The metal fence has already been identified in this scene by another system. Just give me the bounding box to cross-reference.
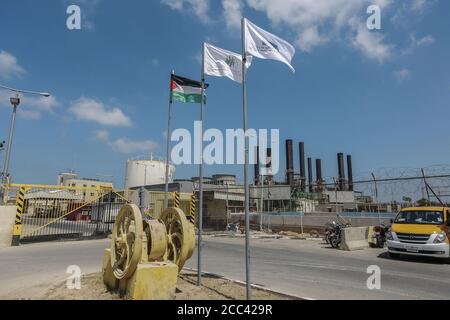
[5,184,129,243]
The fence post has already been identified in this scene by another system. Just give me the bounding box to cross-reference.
[173,192,180,208]
[11,187,28,246]
[139,187,145,214]
[300,212,304,234]
[189,192,196,225]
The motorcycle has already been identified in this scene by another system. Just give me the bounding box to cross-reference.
[329,221,345,248]
[324,222,335,244]
[325,215,351,249]
[371,224,390,248]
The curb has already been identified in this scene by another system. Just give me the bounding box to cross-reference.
[183,267,315,300]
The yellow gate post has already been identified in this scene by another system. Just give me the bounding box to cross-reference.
[189,193,196,225]
[11,187,28,246]
[173,192,180,208]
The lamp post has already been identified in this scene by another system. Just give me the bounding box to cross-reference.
[0,84,51,203]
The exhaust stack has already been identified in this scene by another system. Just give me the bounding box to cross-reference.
[285,140,294,186]
[316,159,323,183]
[337,153,346,191]
[299,142,306,192]
[347,155,353,191]
[254,146,260,185]
[307,157,313,193]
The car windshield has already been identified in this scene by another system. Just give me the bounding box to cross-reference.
[394,210,444,225]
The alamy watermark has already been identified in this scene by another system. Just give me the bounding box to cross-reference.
[66,265,81,290]
[366,265,381,290]
[367,5,382,30]
[171,121,280,175]
[66,5,81,30]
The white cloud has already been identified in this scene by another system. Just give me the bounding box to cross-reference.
[245,0,394,59]
[94,129,110,142]
[20,109,42,120]
[150,58,160,67]
[415,34,435,47]
[161,0,210,22]
[402,33,435,55]
[350,19,393,63]
[93,129,158,155]
[162,0,434,63]
[0,51,25,80]
[411,0,427,13]
[222,0,243,30]
[69,97,132,127]
[295,26,328,53]
[110,138,158,154]
[392,68,411,83]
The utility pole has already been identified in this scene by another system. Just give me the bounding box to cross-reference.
[421,168,431,205]
[333,177,338,213]
[0,85,51,204]
[371,173,381,225]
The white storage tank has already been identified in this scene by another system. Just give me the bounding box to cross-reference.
[124,158,175,189]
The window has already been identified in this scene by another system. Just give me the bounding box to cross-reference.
[395,210,444,225]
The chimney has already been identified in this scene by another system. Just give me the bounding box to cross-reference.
[347,155,354,191]
[266,148,273,184]
[316,159,323,183]
[337,153,346,191]
[299,142,306,192]
[254,146,260,185]
[285,140,294,186]
[307,157,313,193]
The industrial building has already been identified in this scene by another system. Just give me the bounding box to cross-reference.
[57,171,113,202]
[121,140,390,231]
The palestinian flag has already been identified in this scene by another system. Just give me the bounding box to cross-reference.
[170,74,209,104]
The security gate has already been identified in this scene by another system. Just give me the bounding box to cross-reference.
[7,185,129,243]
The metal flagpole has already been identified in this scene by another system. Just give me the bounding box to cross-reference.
[197,43,205,286]
[164,70,175,210]
[241,16,252,300]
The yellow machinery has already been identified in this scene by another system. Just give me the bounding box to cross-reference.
[102,204,195,300]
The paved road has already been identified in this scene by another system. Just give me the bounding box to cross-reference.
[187,237,450,299]
[1,236,449,299]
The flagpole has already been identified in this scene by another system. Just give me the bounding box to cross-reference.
[197,43,205,286]
[241,16,252,301]
[164,70,175,210]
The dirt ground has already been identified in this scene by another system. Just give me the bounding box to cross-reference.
[41,271,290,300]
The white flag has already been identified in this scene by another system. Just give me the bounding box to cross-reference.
[203,43,252,84]
[244,19,295,73]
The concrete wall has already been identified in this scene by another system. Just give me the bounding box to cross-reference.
[230,213,392,234]
[0,206,16,248]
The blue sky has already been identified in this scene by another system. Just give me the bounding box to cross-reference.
[0,0,449,188]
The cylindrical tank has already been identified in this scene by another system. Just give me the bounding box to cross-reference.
[124,160,175,189]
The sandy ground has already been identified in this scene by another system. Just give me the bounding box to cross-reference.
[41,271,290,300]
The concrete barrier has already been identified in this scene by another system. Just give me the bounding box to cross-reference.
[340,227,369,251]
[0,206,16,248]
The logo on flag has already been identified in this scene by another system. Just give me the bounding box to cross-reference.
[225,55,237,68]
[244,18,296,72]
[203,43,252,83]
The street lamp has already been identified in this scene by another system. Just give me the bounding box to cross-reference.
[0,84,51,202]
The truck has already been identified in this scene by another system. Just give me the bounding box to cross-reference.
[387,206,450,261]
